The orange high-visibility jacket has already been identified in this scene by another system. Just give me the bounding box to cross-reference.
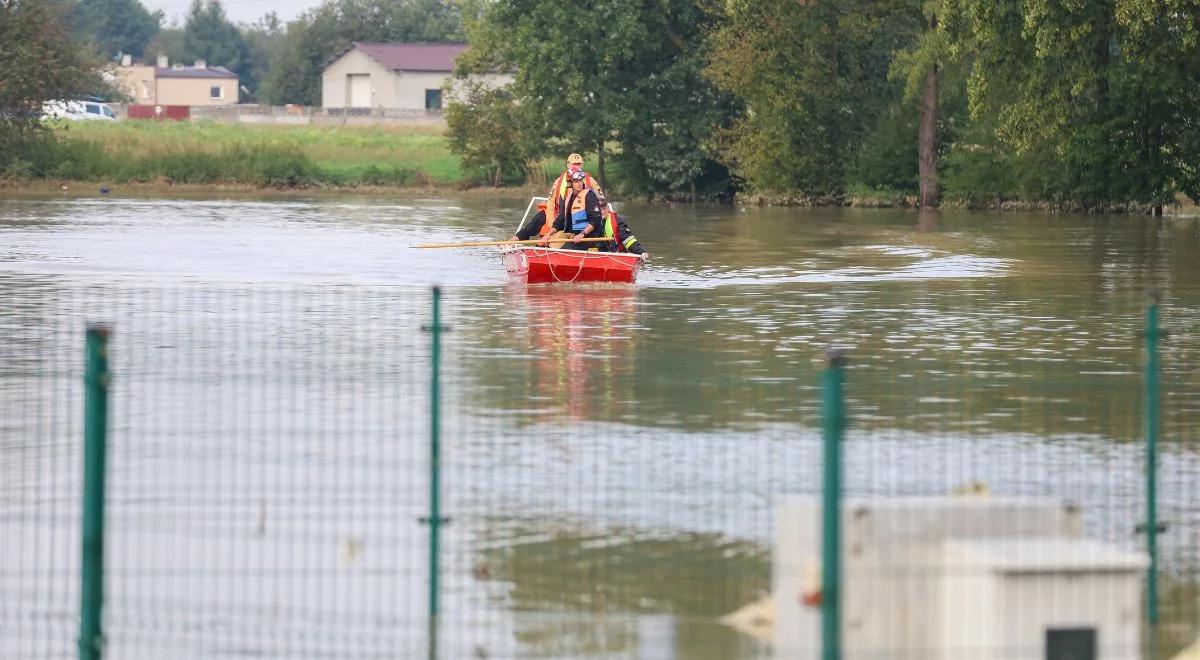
[541,171,608,236]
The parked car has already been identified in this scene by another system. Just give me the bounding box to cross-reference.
[42,100,117,121]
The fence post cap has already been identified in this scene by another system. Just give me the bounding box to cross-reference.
[86,323,112,339]
[825,348,848,367]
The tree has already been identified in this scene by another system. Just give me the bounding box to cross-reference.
[890,0,969,207]
[461,0,735,197]
[1108,0,1200,210]
[142,25,187,64]
[182,0,250,76]
[241,12,285,101]
[262,0,463,106]
[444,80,536,186]
[707,0,921,196]
[955,0,1200,209]
[74,0,162,59]
[0,0,104,171]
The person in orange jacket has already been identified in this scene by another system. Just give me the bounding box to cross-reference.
[511,153,607,241]
[511,153,647,255]
[542,170,605,250]
[523,153,609,238]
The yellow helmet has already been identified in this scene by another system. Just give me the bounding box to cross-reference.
[566,153,584,165]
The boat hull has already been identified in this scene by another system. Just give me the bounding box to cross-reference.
[501,247,646,284]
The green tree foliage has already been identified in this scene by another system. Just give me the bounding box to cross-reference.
[143,25,186,64]
[878,0,973,205]
[240,12,285,101]
[955,0,1200,207]
[261,0,462,106]
[848,103,920,193]
[0,0,104,174]
[73,0,162,59]
[707,0,922,196]
[460,0,734,198]
[444,80,535,186]
[182,0,250,76]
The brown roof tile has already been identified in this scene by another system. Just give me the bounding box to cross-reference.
[350,42,467,72]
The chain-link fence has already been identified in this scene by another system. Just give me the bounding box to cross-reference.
[1,284,1197,659]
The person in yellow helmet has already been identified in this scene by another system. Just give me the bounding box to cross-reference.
[546,153,607,231]
[540,170,604,250]
[511,152,608,241]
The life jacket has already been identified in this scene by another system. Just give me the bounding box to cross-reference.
[539,174,569,236]
[602,210,639,252]
[543,170,604,235]
[603,210,623,251]
[565,188,594,232]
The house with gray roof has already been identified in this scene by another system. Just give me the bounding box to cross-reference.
[320,42,511,110]
[115,55,240,107]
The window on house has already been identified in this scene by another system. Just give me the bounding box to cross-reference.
[425,89,442,110]
[210,86,222,99]
[142,81,151,99]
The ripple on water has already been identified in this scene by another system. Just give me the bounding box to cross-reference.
[641,252,1013,288]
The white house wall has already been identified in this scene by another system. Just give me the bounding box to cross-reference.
[320,50,394,108]
[388,71,452,109]
[322,48,513,110]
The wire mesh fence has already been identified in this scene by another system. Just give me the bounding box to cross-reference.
[1,283,1197,659]
[2,286,433,658]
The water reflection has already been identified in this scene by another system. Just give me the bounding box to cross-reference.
[473,521,768,659]
[460,286,642,425]
[512,286,639,423]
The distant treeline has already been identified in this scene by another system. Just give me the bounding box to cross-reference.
[448,0,1200,210]
[17,0,1200,208]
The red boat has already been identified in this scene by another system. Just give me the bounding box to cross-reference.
[501,246,647,284]
[501,196,647,284]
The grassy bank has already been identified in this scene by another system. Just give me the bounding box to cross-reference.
[4,121,1185,214]
[6,121,466,188]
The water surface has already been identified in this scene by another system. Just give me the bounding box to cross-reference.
[1,193,1198,658]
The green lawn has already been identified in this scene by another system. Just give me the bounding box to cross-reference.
[33,120,466,187]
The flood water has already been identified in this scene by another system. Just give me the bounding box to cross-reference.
[1,193,1199,659]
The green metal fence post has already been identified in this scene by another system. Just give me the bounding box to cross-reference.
[423,286,446,660]
[80,324,110,660]
[821,349,847,660]
[1144,293,1161,634]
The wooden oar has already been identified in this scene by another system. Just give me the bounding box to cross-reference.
[415,237,613,249]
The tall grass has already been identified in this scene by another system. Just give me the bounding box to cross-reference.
[27,121,467,187]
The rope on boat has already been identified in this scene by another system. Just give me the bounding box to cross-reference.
[550,253,587,283]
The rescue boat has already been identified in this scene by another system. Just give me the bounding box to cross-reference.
[501,196,648,285]
[501,246,646,284]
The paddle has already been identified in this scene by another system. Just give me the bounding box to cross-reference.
[415,237,614,249]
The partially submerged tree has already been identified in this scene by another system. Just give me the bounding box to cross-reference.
[461,0,733,197]
[953,0,1200,210]
[707,0,920,197]
[890,0,967,208]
